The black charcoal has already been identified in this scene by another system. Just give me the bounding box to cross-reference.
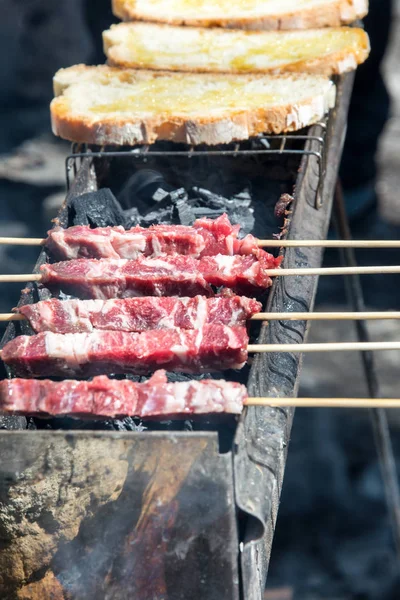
[175,195,195,226]
[153,188,171,203]
[69,189,125,228]
[229,206,255,235]
[122,207,142,226]
[188,207,224,219]
[118,169,173,213]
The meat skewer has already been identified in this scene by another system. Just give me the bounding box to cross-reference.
[0,370,246,419]
[38,254,280,298]
[0,211,399,256]
[7,296,262,334]
[2,234,400,251]
[2,330,400,379]
[2,264,400,288]
[0,214,266,261]
[43,215,265,260]
[2,308,400,326]
[1,326,249,378]
[1,373,399,420]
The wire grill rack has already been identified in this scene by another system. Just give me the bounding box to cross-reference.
[66,121,328,208]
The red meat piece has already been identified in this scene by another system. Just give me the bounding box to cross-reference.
[1,325,249,378]
[39,253,280,299]
[18,296,262,333]
[0,370,246,418]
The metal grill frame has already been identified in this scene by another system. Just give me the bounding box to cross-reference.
[65,122,327,209]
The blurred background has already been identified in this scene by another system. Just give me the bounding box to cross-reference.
[1,1,400,598]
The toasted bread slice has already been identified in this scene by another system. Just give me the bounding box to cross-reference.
[51,65,336,146]
[112,0,368,30]
[103,22,369,76]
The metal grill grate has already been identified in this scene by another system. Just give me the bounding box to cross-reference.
[66,121,327,208]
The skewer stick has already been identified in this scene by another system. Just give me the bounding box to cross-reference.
[248,342,400,353]
[1,342,399,361]
[1,237,400,250]
[0,237,44,246]
[257,239,400,248]
[1,265,400,284]
[0,314,25,322]
[264,266,400,277]
[2,311,400,323]
[250,311,400,321]
[246,398,400,408]
[0,274,42,283]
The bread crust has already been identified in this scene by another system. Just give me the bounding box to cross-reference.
[50,84,336,146]
[104,24,369,76]
[112,0,368,29]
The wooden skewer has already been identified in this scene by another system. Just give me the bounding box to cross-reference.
[0,342,399,362]
[246,397,400,408]
[250,311,400,321]
[263,266,400,277]
[0,237,44,246]
[0,314,25,322]
[248,342,400,353]
[1,236,400,250]
[0,274,42,283]
[1,265,400,284]
[2,311,400,323]
[257,239,400,248]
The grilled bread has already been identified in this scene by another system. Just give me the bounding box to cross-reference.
[103,22,370,75]
[51,65,336,146]
[112,0,368,30]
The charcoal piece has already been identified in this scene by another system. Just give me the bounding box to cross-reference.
[175,195,195,226]
[191,207,225,219]
[189,187,254,233]
[228,206,255,235]
[118,169,173,212]
[169,188,188,204]
[130,189,188,226]
[68,189,125,228]
[153,188,171,203]
[191,187,232,210]
[123,206,142,227]
[232,189,252,207]
[139,207,175,226]
[134,189,186,225]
